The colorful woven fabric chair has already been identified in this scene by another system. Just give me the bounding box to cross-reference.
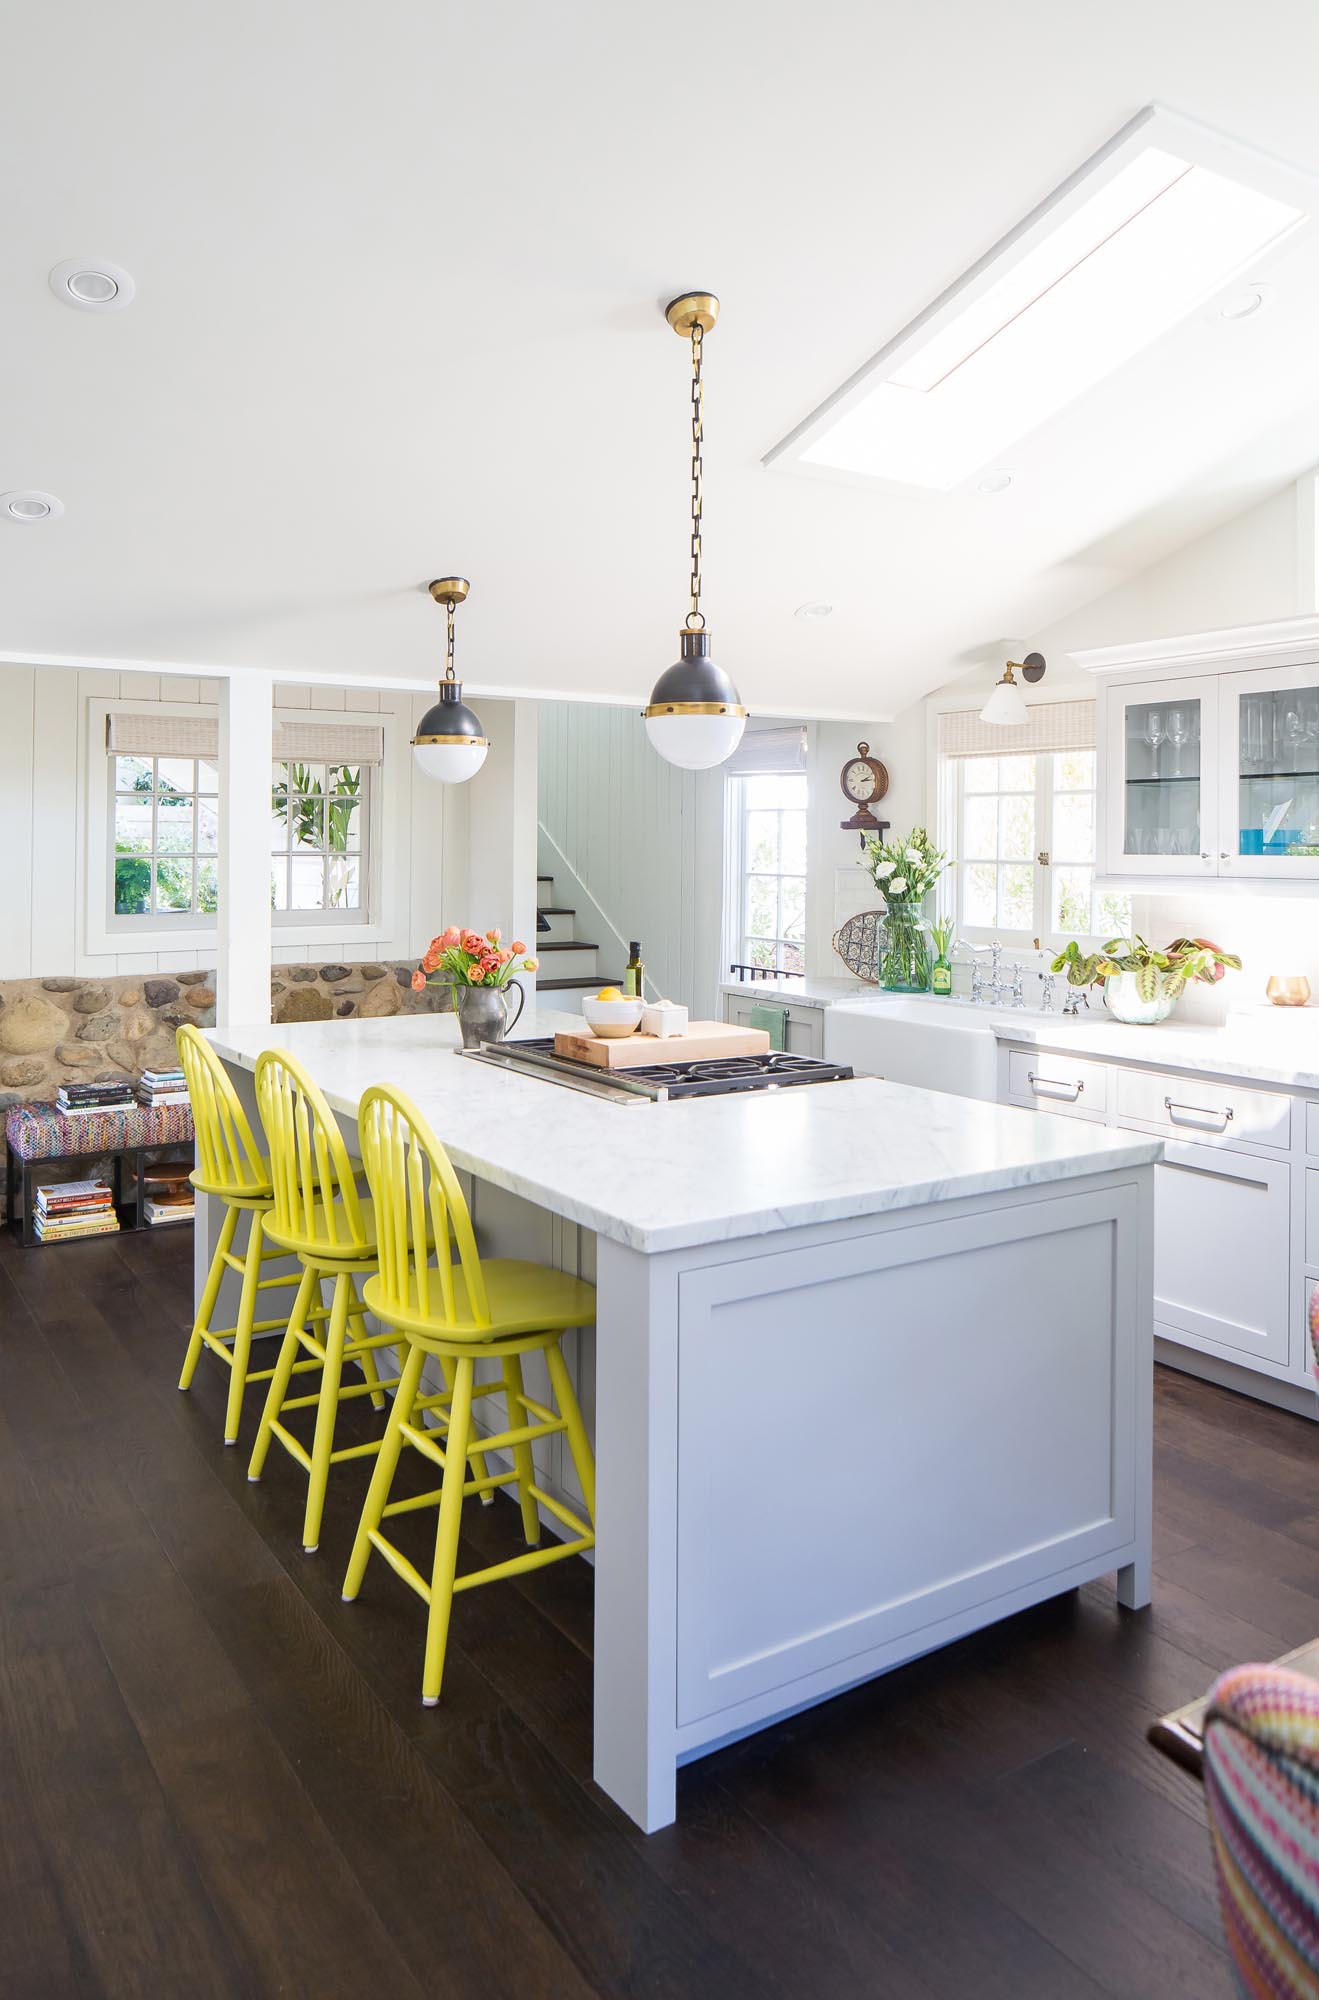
[1202,1662,1319,1995]
[342,1083,596,1707]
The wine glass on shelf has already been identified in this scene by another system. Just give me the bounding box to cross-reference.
[1142,710,1165,781]
[1165,708,1190,779]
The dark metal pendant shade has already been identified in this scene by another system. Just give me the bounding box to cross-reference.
[643,629,747,719]
[413,677,488,746]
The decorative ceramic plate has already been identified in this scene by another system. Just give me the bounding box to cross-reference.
[832,910,887,986]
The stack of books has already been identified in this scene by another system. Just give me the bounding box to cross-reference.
[34,1180,120,1243]
[137,1066,189,1109]
[56,1080,135,1116]
[142,1159,195,1227]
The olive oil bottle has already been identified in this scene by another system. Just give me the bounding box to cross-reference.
[624,940,644,999]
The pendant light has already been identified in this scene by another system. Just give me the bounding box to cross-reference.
[643,292,748,770]
[980,651,1045,727]
[411,578,489,782]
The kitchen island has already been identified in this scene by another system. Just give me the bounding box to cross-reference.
[205,1007,1160,1832]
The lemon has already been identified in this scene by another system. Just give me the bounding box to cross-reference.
[595,986,623,1002]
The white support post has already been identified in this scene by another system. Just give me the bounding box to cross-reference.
[216,672,273,1027]
[461,698,540,993]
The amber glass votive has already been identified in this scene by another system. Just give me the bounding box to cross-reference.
[1266,975,1311,1007]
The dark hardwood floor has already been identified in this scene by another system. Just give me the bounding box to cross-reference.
[1,1223,1311,1998]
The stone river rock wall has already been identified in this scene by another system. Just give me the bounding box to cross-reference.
[0,962,453,1213]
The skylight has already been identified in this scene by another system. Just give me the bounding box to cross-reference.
[767,108,1314,493]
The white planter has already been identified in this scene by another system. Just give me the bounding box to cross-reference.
[1102,971,1177,1026]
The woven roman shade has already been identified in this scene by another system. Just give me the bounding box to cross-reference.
[726,723,807,775]
[937,700,1096,759]
[107,712,385,764]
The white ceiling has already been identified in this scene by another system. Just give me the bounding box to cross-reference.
[7,0,1319,718]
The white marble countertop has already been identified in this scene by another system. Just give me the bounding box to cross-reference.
[994,1004,1319,1091]
[207,1007,1161,1254]
[720,974,870,1007]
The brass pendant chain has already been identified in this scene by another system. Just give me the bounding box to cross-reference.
[687,323,704,632]
[445,597,457,681]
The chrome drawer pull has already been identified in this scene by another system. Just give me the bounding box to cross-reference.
[1028,1072,1083,1101]
[1164,1096,1233,1131]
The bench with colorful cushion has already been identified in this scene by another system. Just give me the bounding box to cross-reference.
[5,1101,195,1246]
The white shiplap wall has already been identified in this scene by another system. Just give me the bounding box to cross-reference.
[0,664,447,980]
[537,701,724,1018]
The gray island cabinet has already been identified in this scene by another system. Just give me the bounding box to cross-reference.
[206,1007,1158,1833]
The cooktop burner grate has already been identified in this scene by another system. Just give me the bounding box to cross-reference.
[508,1041,854,1098]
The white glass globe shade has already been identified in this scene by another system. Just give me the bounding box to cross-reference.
[412,739,489,783]
[644,709,746,771]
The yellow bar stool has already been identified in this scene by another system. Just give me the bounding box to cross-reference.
[342,1083,597,1707]
[176,1024,328,1447]
[246,1047,402,1554]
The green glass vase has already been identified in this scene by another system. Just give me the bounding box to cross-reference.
[880,909,931,992]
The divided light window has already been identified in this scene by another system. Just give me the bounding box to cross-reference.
[113,756,219,917]
[954,750,1130,943]
[270,762,366,918]
[737,774,807,973]
[110,750,370,924]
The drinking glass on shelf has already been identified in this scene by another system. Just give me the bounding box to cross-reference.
[1142,710,1165,780]
[1165,708,1190,779]
[1282,706,1305,773]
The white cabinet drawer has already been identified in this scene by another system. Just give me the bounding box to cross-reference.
[1154,1140,1291,1370]
[1116,1067,1291,1150]
[1006,1048,1109,1120]
[1307,1102,1319,1158]
[1306,1170,1319,1268]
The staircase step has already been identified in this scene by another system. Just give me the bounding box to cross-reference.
[537,974,622,994]
[534,942,601,981]
[537,905,575,915]
[536,909,578,943]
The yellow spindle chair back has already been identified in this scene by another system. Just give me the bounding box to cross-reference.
[358,1084,490,1337]
[345,1079,597,1707]
[255,1047,370,1264]
[176,1022,269,1203]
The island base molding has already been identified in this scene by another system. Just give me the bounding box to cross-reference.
[592,1168,1153,1833]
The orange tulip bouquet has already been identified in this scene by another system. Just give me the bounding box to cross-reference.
[412,926,539,994]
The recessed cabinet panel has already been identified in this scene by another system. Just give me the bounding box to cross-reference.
[1153,1139,1290,1369]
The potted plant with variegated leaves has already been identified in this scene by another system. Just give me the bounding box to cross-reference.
[1051,934,1240,1025]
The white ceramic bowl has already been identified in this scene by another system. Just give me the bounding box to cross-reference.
[581,995,645,1039]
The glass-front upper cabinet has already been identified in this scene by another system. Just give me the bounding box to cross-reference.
[1103,676,1220,878]
[1219,663,1319,881]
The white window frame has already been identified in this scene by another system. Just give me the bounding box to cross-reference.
[269,757,371,929]
[84,698,402,956]
[936,747,1129,949]
[724,771,808,977]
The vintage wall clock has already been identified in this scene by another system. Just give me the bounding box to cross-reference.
[840,741,890,846]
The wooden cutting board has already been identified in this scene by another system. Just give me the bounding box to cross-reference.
[552,1020,771,1069]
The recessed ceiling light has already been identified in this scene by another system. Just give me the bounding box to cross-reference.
[976,471,1014,494]
[49,257,136,313]
[767,106,1315,493]
[2,491,64,523]
[795,600,834,620]
[1219,285,1269,320]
